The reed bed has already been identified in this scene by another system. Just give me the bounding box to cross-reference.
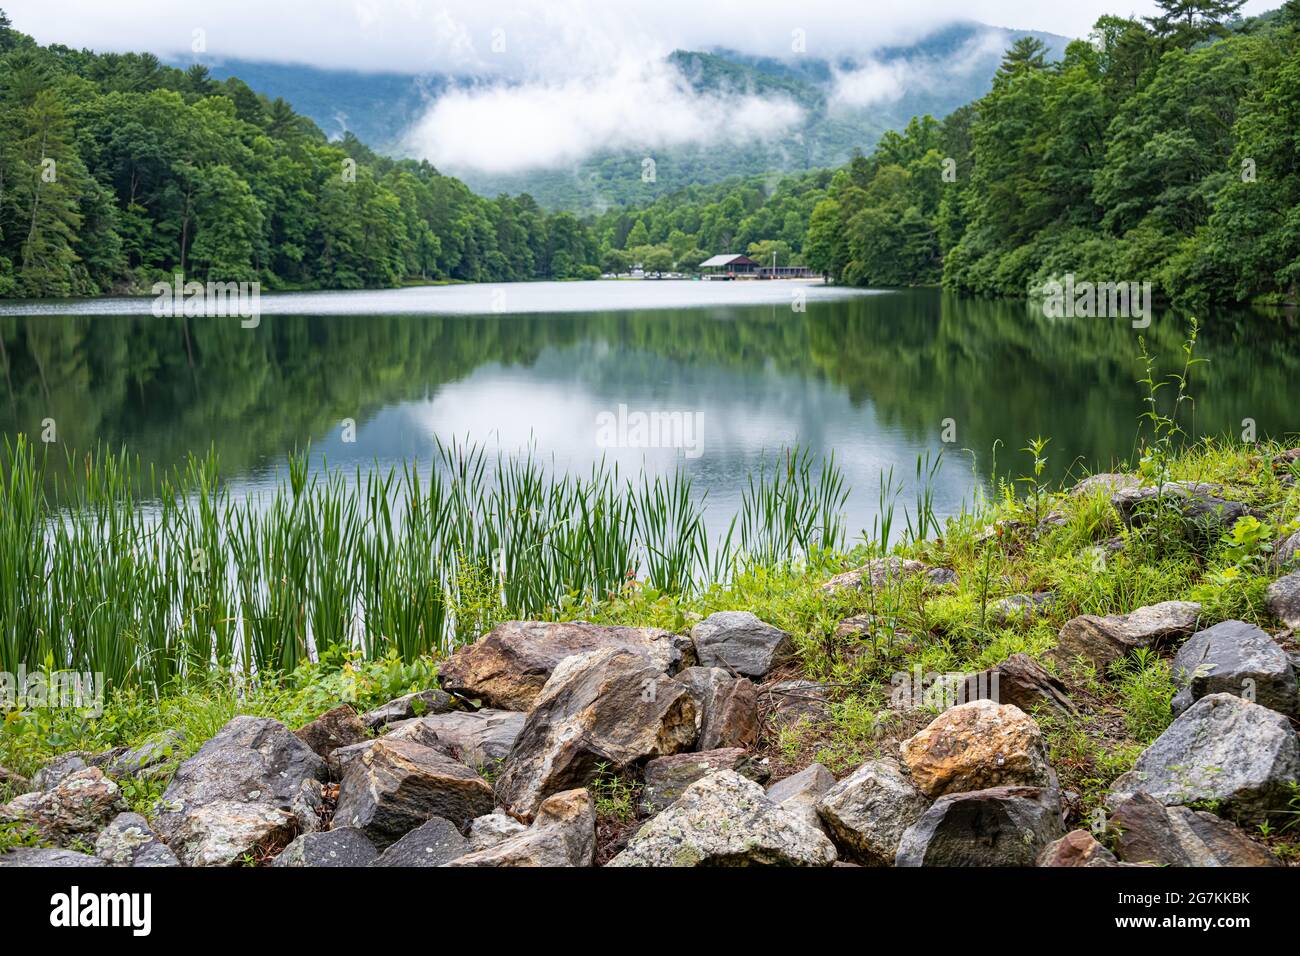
[0,436,849,695]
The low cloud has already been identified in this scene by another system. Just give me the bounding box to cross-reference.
[829,26,1023,111]
[403,58,804,176]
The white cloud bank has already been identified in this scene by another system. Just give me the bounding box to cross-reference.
[403,59,804,176]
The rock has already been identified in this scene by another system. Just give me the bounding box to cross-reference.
[153,716,326,865]
[1037,830,1119,867]
[384,708,526,770]
[816,758,930,865]
[328,741,381,780]
[675,667,759,750]
[169,801,299,866]
[361,689,458,730]
[990,592,1056,626]
[468,812,527,852]
[371,816,469,866]
[690,611,793,678]
[0,848,108,867]
[820,558,934,596]
[1170,620,1296,717]
[900,700,1054,798]
[1266,571,1300,629]
[438,620,689,711]
[896,786,1064,866]
[760,679,831,728]
[496,647,697,819]
[449,788,596,867]
[94,812,179,867]
[1051,601,1201,672]
[833,613,876,640]
[1111,481,1256,531]
[969,654,1075,717]
[767,763,836,833]
[0,766,30,795]
[273,827,378,867]
[294,705,370,759]
[1108,792,1277,866]
[641,749,769,813]
[1071,473,1141,498]
[0,767,126,844]
[333,738,493,847]
[609,771,837,867]
[1110,693,1300,826]
[30,752,90,791]
[105,731,185,779]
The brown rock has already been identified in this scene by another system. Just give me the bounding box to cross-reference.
[333,738,494,847]
[1051,601,1201,672]
[969,653,1075,717]
[900,700,1054,798]
[438,620,690,711]
[1109,792,1279,867]
[1038,829,1119,867]
[294,705,370,760]
[676,666,758,750]
[496,647,697,819]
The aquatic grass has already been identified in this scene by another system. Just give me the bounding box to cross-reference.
[0,438,852,695]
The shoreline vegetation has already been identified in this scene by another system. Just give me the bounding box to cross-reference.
[2,6,1300,306]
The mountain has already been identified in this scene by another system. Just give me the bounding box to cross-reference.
[195,22,1072,211]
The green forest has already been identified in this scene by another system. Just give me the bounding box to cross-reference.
[1,1,1298,304]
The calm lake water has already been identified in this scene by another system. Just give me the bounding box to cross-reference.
[1,281,1295,539]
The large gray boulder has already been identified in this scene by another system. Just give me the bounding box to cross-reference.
[495,647,697,820]
[1051,601,1201,672]
[371,816,469,866]
[95,812,179,867]
[384,708,526,770]
[438,620,690,711]
[1170,620,1296,716]
[153,716,327,866]
[333,738,493,847]
[609,771,837,867]
[690,611,793,678]
[274,828,378,867]
[640,749,768,814]
[1108,792,1278,866]
[1266,571,1300,629]
[816,758,930,865]
[448,789,597,867]
[675,666,759,750]
[1109,693,1300,826]
[0,767,126,845]
[895,787,1064,866]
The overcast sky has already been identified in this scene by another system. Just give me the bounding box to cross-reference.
[3,1,1280,75]
[6,1,1279,175]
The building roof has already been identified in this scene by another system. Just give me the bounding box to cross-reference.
[699,254,758,268]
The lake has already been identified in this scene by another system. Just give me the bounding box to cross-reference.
[0,281,1295,540]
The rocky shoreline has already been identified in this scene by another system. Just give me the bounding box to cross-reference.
[2,468,1299,868]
